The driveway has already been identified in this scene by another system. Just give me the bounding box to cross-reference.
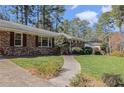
[0,56,54,87]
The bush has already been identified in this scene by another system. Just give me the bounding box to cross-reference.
[38,61,64,79]
[102,73,124,87]
[111,51,124,57]
[0,48,4,55]
[72,47,83,55]
[70,73,91,87]
[82,47,93,55]
[95,51,102,55]
[70,73,105,87]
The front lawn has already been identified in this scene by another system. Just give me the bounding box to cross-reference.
[75,55,124,80]
[10,56,64,79]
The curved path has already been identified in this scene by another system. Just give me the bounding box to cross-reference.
[49,55,81,87]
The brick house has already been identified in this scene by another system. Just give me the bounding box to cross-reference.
[109,32,121,52]
[0,19,83,56]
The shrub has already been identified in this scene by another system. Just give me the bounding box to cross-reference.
[102,73,124,87]
[70,73,91,87]
[82,47,93,55]
[111,51,124,57]
[0,48,4,55]
[72,47,83,55]
[70,73,105,87]
[38,61,64,79]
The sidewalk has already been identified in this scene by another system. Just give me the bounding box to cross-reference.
[49,55,81,87]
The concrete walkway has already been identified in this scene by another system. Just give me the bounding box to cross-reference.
[0,56,54,87]
[49,56,81,87]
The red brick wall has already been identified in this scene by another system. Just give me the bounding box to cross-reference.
[110,32,121,51]
[0,31,59,56]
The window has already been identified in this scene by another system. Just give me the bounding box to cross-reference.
[38,36,52,47]
[15,33,22,46]
[42,37,48,47]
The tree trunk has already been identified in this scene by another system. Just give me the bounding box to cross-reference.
[20,6,24,24]
[119,22,122,52]
[16,6,19,22]
[24,5,29,25]
[36,5,40,28]
[42,5,46,29]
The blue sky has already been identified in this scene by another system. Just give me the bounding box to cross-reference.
[64,5,102,20]
[63,5,112,26]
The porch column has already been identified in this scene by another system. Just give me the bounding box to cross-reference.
[69,40,72,54]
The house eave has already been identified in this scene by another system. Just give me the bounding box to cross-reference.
[0,27,59,38]
[0,19,83,41]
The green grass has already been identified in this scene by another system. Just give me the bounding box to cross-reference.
[75,55,124,80]
[10,56,64,79]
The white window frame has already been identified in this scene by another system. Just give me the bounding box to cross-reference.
[38,36,52,48]
[14,32,23,47]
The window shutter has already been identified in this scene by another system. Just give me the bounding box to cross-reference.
[10,32,14,46]
[35,36,38,47]
[23,34,27,47]
[52,38,55,47]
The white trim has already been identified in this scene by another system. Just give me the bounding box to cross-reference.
[38,36,53,48]
[14,32,23,47]
[50,37,53,48]
[41,37,42,47]
[47,37,50,47]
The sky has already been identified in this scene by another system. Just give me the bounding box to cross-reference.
[0,5,112,26]
[0,5,114,29]
[63,5,112,26]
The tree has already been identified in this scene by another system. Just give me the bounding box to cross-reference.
[112,5,124,30]
[51,6,65,32]
[58,18,93,41]
[96,12,115,54]
[111,5,124,51]
[69,18,92,40]
[0,6,10,20]
[0,5,65,31]
[10,5,35,25]
[35,5,65,31]
[58,20,70,34]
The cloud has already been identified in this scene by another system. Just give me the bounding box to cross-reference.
[70,5,79,10]
[102,5,112,13]
[75,10,98,26]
